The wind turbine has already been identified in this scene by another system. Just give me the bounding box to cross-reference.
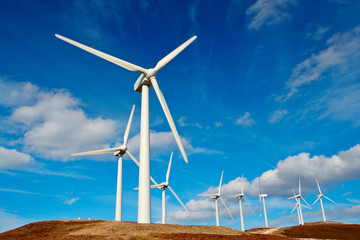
[230,175,254,232]
[150,152,189,224]
[288,179,311,225]
[290,189,310,225]
[71,105,157,221]
[198,171,234,226]
[56,34,197,223]
[258,179,268,228]
[313,179,335,222]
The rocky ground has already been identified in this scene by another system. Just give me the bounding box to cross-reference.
[0,220,358,240]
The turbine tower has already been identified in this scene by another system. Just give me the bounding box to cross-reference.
[151,152,189,224]
[290,189,310,225]
[71,105,157,221]
[258,179,268,228]
[313,179,335,222]
[56,34,196,223]
[230,175,254,232]
[287,179,311,225]
[198,171,234,226]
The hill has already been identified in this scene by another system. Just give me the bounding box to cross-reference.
[0,220,359,239]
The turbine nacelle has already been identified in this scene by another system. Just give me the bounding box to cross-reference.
[114,145,127,156]
[259,194,268,198]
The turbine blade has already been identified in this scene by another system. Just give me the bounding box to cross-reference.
[71,147,119,156]
[323,195,335,203]
[218,171,224,195]
[168,186,189,213]
[287,196,297,200]
[299,178,301,195]
[243,196,255,215]
[154,36,197,72]
[313,197,321,205]
[241,174,244,195]
[150,77,188,163]
[134,74,145,92]
[219,196,234,221]
[150,184,162,189]
[301,204,311,209]
[316,179,322,194]
[123,105,135,146]
[301,196,311,209]
[55,34,147,74]
[125,150,139,166]
[291,203,298,213]
[292,189,296,196]
[166,152,173,183]
[126,150,158,185]
[198,193,214,197]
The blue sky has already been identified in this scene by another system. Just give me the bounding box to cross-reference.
[1,0,360,232]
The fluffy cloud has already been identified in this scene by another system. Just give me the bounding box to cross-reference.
[247,0,297,30]
[268,109,288,123]
[235,112,255,126]
[286,26,360,98]
[2,80,116,161]
[0,147,33,169]
[167,144,360,223]
[0,79,39,107]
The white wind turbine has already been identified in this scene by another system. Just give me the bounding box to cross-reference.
[288,179,311,225]
[290,189,310,225]
[56,34,196,223]
[258,179,269,228]
[198,171,234,226]
[313,179,335,222]
[150,152,189,224]
[71,105,157,221]
[230,175,254,232]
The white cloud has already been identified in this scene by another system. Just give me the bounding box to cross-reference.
[0,79,39,107]
[4,83,116,161]
[127,131,221,157]
[177,117,202,128]
[246,0,297,30]
[64,197,80,205]
[306,26,330,40]
[0,147,33,169]
[286,26,360,99]
[235,112,255,126]
[269,109,288,123]
[167,144,360,223]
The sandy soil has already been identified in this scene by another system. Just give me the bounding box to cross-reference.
[0,220,358,240]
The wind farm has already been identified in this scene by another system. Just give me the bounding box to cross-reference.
[1,0,360,238]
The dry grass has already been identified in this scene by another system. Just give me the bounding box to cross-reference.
[0,220,358,240]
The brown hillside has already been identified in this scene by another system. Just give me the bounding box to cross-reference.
[1,220,359,240]
[0,220,293,240]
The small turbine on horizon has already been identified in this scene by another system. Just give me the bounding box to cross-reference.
[150,152,189,224]
[198,171,234,226]
[313,179,335,222]
[229,174,254,232]
[258,178,269,228]
[71,105,157,221]
[288,179,311,225]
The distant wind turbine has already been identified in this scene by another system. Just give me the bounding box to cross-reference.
[258,178,269,228]
[290,189,310,225]
[288,179,311,225]
[229,174,254,232]
[198,171,234,226]
[313,179,335,222]
[71,105,157,221]
[151,152,189,224]
[56,34,196,223]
